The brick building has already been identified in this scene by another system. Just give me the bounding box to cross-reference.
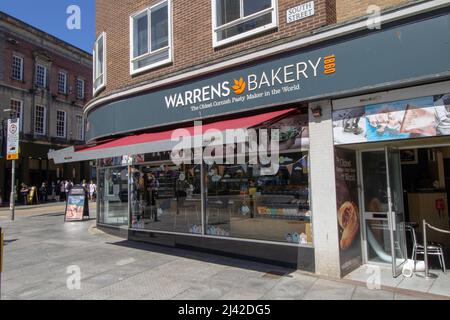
[52,0,450,279]
[0,11,92,203]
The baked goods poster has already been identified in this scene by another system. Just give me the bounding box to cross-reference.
[335,148,362,277]
[333,94,450,145]
[65,195,85,222]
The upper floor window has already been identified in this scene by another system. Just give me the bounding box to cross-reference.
[58,71,68,94]
[35,105,46,135]
[212,0,277,47]
[56,110,67,138]
[130,0,172,74]
[11,55,24,81]
[93,32,106,95]
[10,99,23,131]
[76,115,84,141]
[35,64,47,88]
[76,78,85,100]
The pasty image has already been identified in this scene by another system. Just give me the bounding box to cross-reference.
[338,201,360,250]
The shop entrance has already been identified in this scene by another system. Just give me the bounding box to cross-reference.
[360,147,408,277]
[359,142,450,277]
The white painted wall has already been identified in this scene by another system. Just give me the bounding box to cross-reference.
[309,100,341,278]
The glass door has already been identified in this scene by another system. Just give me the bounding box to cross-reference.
[360,147,408,277]
[385,147,408,277]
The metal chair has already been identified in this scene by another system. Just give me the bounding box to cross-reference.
[406,225,446,273]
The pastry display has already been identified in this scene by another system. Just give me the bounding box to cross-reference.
[338,201,360,250]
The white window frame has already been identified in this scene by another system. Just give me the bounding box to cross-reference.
[77,78,85,100]
[10,99,24,131]
[76,115,84,141]
[212,0,278,48]
[93,32,107,96]
[56,110,67,138]
[35,63,47,88]
[12,55,24,81]
[129,0,173,75]
[58,71,68,94]
[34,105,47,136]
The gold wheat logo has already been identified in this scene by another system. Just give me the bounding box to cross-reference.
[232,78,246,95]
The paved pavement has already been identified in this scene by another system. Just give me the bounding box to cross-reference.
[0,204,448,300]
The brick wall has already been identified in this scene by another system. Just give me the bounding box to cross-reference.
[336,0,414,23]
[95,0,337,99]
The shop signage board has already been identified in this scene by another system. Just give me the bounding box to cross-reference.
[286,1,315,24]
[334,148,362,277]
[86,12,450,141]
[65,187,89,222]
[6,118,20,160]
[333,93,450,145]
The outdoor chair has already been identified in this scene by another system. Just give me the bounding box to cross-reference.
[406,225,446,273]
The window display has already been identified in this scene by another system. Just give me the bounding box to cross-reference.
[205,152,312,244]
[130,163,202,233]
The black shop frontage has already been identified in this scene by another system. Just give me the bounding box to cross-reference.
[50,6,450,277]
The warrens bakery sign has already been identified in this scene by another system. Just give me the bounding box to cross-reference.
[164,56,335,111]
[86,12,450,141]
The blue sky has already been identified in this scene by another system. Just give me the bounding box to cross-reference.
[0,0,95,52]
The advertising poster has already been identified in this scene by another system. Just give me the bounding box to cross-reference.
[335,148,362,277]
[65,187,88,222]
[333,93,450,145]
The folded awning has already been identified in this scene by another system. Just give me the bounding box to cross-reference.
[49,108,295,164]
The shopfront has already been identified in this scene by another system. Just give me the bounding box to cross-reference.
[332,82,450,277]
[50,6,450,276]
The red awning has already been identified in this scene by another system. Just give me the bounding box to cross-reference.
[49,108,295,164]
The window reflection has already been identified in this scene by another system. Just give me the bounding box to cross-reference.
[130,163,202,233]
[98,167,129,226]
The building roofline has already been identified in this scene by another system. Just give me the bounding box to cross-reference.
[0,10,92,59]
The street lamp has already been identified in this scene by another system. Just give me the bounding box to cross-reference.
[3,108,17,221]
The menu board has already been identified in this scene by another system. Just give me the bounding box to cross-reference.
[65,187,89,222]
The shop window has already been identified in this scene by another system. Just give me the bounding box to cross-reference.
[34,105,46,135]
[58,71,67,94]
[130,0,172,74]
[205,152,312,244]
[35,64,47,88]
[130,163,202,234]
[98,167,129,226]
[11,55,24,81]
[93,32,106,95]
[212,0,277,47]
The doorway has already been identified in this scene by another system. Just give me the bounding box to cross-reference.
[359,144,450,277]
[359,147,408,277]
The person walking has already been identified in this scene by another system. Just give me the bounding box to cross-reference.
[60,180,66,201]
[39,182,48,203]
[20,183,29,205]
[89,180,97,201]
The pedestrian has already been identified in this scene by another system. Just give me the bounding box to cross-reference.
[60,180,66,201]
[39,182,48,203]
[20,183,29,205]
[89,180,97,201]
[55,180,61,202]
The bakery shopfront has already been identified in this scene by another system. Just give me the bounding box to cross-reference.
[50,5,450,277]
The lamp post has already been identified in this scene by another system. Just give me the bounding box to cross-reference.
[3,109,17,221]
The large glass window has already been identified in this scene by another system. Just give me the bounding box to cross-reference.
[58,71,67,94]
[130,1,171,74]
[130,163,202,234]
[98,167,129,226]
[205,153,312,244]
[10,99,23,131]
[35,105,46,135]
[56,110,67,138]
[35,64,47,88]
[213,0,277,46]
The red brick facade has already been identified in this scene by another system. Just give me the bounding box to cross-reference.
[95,0,337,99]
